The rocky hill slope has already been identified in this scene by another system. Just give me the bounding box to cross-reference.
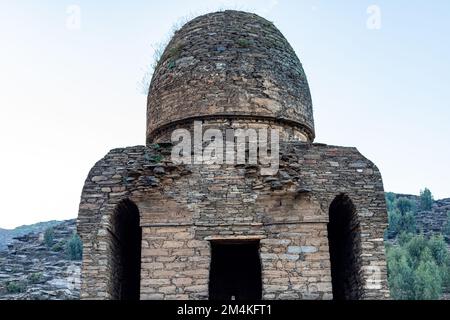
[393,194,450,238]
[416,198,450,238]
[0,220,80,300]
[0,221,61,250]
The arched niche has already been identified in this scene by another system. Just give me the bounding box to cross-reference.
[110,199,142,300]
[327,194,362,300]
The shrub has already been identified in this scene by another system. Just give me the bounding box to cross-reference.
[428,235,449,265]
[387,246,414,299]
[385,192,397,212]
[406,234,428,267]
[6,281,26,294]
[443,212,450,239]
[166,44,183,60]
[386,209,416,239]
[399,212,417,235]
[151,154,163,163]
[65,233,83,261]
[387,209,401,238]
[28,272,43,284]
[44,228,54,248]
[167,60,176,70]
[140,16,191,94]
[396,197,416,215]
[51,241,65,252]
[413,252,442,300]
[236,38,251,47]
[419,188,433,211]
[387,234,450,300]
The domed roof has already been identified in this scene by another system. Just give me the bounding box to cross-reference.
[146,10,315,143]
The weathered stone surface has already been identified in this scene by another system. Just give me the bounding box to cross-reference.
[77,141,390,300]
[399,195,450,238]
[146,10,314,144]
[76,10,390,301]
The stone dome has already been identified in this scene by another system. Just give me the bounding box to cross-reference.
[146,10,315,144]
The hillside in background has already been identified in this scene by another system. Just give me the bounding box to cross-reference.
[0,190,448,300]
[0,220,81,300]
[385,189,450,300]
[0,221,62,250]
[386,194,450,239]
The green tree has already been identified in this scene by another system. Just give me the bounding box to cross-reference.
[386,234,450,300]
[386,209,416,238]
[387,209,401,238]
[399,212,417,235]
[65,233,83,261]
[406,234,428,267]
[387,246,414,299]
[413,248,442,300]
[398,232,414,246]
[396,197,416,215]
[28,272,43,284]
[44,228,54,248]
[428,235,450,291]
[419,188,433,211]
[385,192,397,212]
[428,235,449,265]
[443,212,450,239]
[6,281,27,293]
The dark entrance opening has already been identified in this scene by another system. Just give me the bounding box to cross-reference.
[209,241,262,300]
[327,194,362,300]
[112,199,142,300]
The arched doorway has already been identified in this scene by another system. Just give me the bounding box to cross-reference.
[327,194,362,300]
[111,199,142,300]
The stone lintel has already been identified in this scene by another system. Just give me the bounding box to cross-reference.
[204,235,267,241]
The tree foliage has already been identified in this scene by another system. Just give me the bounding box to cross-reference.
[385,189,450,299]
[43,227,54,248]
[396,197,417,215]
[6,281,27,294]
[419,188,433,211]
[65,233,82,261]
[385,195,417,238]
[443,212,450,239]
[387,234,449,300]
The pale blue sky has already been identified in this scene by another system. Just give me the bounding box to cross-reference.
[0,0,449,228]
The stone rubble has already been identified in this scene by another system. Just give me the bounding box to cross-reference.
[0,220,80,300]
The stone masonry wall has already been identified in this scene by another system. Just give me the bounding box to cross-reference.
[146,11,315,144]
[151,118,309,144]
[77,141,389,300]
[140,226,209,300]
[260,223,332,300]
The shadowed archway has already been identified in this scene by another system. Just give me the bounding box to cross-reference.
[110,199,142,300]
[327,194,362,300]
